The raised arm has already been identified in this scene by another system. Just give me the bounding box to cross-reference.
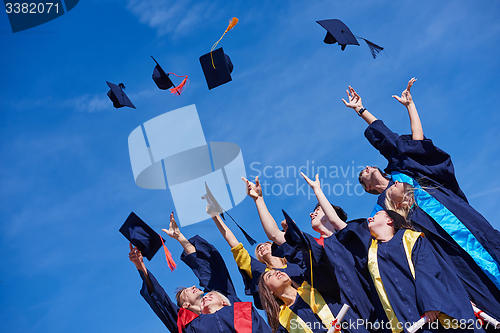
[392,78,423,140]
[342,86,377,125]
[208,205,240,248]
[301,172,347,231]
[129,242,154,294]
[242,176,286,245]
[162,212,195,255]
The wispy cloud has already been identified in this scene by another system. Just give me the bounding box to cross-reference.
[70,94,109,113]
[126,0,217,37]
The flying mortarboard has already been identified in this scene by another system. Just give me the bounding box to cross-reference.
[120,212,177,270]
[316,19,384,59]
[203,182,256,245]
[106,82,136,109]
[199,17,238,90]
[151,56,189,95]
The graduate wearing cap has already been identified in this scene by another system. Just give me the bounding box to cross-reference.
[342,79,500,323]
[128,212,271,333]
[258,210,372,333]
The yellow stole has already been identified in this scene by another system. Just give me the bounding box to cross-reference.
[368,230,457,333]
[278,281,336,333]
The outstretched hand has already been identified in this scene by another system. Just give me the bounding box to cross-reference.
[129,242,144,269]
[162,212,182,239]
[280,219,288,233]
[342,86,363,111]
[301,172,321,191]
[241,176,262,200]
[393,78,416,106]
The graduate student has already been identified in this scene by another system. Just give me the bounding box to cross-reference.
[206,203,304,309]
[365,210,482,333]
[242,175,376,328]
[129,212,271,333]
[241,176,342,245]
[342,79,500,320]
[258,212,372,333]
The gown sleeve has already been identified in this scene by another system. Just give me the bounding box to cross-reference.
[412,236,476,321]
[364,119,400,161]
[231,242,267,296]
[139,269,179,333]
[180,235,237,298]
[365,119,467,201]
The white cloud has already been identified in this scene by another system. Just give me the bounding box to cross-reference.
[126,0,216,37]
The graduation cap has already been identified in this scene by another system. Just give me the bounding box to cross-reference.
[120,212,177,270]
[202,182,256,245]
[199,17,238,90]
[151,56,188,95]
[106,82,136,109]
[316,19,384,59]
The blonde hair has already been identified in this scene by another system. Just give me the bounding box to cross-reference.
[207,291,231,306]
[255,242,287,268]
[384,182,415,218]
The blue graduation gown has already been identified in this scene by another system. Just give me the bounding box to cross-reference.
[366,120,500,319]
[139,235,271,333]
[231,242,305,310]
[277,291,370,333]
[283,217,375,332]
[374,230,482,333]
[180,235,272,333]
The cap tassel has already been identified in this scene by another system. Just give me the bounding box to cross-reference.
[160,235,177,271]
[168,73,189,95]
[210,17,239,69]
[361,38,384,59]
[223,210,257,245]
[225,17,239,32]
[309,249,320,313]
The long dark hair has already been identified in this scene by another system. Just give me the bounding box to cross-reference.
[258,272,284,333]
[384,209,414,233]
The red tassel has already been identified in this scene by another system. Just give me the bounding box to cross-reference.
[169,75,188,95]
[160,235,177,271]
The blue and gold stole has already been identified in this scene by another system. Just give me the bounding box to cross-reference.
[368,230,457,333]
[279,281,336,333]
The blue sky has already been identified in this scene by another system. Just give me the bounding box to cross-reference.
[1,0,500,332]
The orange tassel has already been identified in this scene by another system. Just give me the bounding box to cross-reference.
[225,17,238,32]
[160,234,177,271]
[167,73,189,96]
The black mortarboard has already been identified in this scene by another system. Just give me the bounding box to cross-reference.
[120,212,164,261]
[151,56,175,90]
[203,182,256,245]
[151,56,189,95]
[199,47,233,90]
[106,82,136,109]
[317,19,384,58]
[317,19,359,50]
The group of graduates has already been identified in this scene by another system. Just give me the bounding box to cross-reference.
[127,79,500,333]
